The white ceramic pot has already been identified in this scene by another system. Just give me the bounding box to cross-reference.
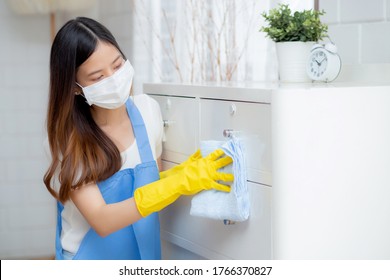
[276,41,314,83]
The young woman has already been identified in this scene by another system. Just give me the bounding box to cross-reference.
[43,17,233,260]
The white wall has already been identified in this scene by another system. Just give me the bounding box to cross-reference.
[0,0,55,259]
[0,0,99,260]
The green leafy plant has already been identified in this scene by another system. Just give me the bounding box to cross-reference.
[260,4,328,42]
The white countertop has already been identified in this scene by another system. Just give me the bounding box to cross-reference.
[143,81,390,104]
[143,82,273,103]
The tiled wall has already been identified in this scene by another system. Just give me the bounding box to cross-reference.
[0,0,131,259]
[320,0,390,64]
[0,0,100,259]
[0,1,55,259]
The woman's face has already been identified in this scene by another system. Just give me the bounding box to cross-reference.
[76,41,124,87]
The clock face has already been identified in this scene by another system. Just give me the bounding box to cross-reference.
[309,50,328,79]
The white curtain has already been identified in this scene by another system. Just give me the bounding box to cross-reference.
[129,0,313,88]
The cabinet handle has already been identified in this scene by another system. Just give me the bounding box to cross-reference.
[163,120,175,128]
[229,103,237,115]
[223,129,243,138]
[223,129,234,138]
[224,219,236,225]
[224,128,243,138]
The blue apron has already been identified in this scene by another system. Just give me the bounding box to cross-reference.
[55,98,161,260]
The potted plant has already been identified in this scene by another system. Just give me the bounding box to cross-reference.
[260,4,328,82]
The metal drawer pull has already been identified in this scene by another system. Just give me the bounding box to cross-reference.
[223,129,243,138]
[224,219,236,225]
[223,129,234,138]
[163,120,175,128]
[229,103,237,115]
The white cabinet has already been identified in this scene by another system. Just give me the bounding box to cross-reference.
[145,82,390,260]
[272,85,390,259]
[158,181,271,259]
[200,99,272,186]
[150,95,198,163]
[145,84,272,260]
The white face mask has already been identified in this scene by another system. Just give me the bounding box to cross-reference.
[77,60,134,109]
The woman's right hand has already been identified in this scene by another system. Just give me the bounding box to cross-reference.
[134,149,234,217]
[159,149,202,179]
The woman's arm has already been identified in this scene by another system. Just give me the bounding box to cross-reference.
[70,157,163,237]
[70,183,142,237]
[157,156,162,172]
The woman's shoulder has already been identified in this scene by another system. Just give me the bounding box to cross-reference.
[131,93,163,157]
[132,93,159,108]
[132,93,161,117]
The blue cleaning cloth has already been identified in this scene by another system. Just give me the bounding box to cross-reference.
[190,137,250,222]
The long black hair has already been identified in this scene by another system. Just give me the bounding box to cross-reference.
[44,17,127,203]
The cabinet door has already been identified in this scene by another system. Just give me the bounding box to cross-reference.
[200,99,272,185]
[148,95,198,163]
[159,175,272,260]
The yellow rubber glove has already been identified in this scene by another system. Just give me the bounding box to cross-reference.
[134,149,234,217]
[159,149,202,179]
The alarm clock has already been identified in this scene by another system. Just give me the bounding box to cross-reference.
[307,43,341,82]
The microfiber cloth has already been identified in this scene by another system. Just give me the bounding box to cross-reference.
[190,137,250,222]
